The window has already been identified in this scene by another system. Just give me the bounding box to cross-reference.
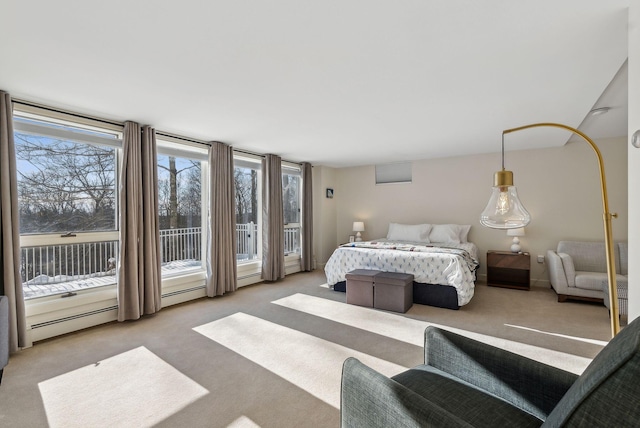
[234,156,261,263]
[156,139,207,279]
[14,113,121,300]
[282,164,301,256]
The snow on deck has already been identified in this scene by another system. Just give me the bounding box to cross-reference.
[23,259,202,299]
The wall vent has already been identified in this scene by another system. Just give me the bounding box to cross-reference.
[375,162,412,184]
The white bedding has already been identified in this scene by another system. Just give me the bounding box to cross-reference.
[324,240,479,306]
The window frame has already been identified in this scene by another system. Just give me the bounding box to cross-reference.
[155,136,209,282]
[282,162,302,259]
[14,107,123,301]
[234,154,263,268]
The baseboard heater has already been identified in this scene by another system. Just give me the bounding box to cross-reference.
[30,305,118,330]
[161,285,206,298]
[238,272,262,281]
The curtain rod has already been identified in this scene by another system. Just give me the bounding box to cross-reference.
[13,98,124,127]
[149,133,305,166]
[14,97,304,166]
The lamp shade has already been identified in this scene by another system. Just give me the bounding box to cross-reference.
[479,171,531,229]
[353,221,365,232]
[507,227,525,237]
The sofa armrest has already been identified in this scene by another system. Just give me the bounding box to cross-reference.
[557,252,576,287]
[423,327,577,420]
[341,358,472,428]
[546,250,569,289]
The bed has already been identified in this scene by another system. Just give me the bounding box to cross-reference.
[324,223,480,309]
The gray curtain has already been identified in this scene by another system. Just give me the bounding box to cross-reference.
[262,154,285,281]
[206,142,237,296]
[117,122,161,321]
[301,162,314,271]
[0,91,26,351]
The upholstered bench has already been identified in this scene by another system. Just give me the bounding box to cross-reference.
[345,269,380,307]
[374,272,414,313]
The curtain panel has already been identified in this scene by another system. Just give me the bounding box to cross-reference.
[301,162,314,271]
[262,154,285,281]
[117,122,162,321]
[0,90,27,351]
[206,142,237,297]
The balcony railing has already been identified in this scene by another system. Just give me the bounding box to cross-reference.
[21,223,301,299]
[21,240,118,299]
[159,227,202,267]
[237,222,258,262]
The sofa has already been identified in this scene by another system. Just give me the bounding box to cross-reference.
[341,318,640,427]
[545,241,628,303]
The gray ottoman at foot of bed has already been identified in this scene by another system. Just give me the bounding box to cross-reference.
[345,269,380,307]
[374,272,414,313]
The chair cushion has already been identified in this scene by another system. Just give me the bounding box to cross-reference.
[543,317,640,427]
[393,366,542,428]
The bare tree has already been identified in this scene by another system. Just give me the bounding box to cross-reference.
[157,156,200,229]
[282,173,300,225]
[234,166,258,224]
[15,134,116,233]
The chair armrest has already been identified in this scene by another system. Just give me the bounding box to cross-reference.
[423,327,577,420]
[341,358,472,428]
[546,250,569,288]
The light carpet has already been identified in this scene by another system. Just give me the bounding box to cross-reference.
[0,270,613,427]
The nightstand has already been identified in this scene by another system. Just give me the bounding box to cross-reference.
[486,251,530,290]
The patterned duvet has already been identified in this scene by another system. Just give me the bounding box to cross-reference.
[324,240,479,306]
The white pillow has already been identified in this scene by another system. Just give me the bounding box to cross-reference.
[429,224,461,244]
[386,223,431,243]
[458,225,471,243]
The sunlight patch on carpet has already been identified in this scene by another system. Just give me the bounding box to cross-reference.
[274,293,426,345]
[193,312,407,408]
[38,346,209,428]
[227,415,261,427]
[505,324,609,346]
[272,293,594,374]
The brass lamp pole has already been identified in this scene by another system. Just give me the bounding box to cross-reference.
[481,122,620,337]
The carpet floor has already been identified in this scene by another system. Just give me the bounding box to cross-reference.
[0,270,615,427]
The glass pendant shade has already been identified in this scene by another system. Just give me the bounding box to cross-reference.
[480,169,531,229]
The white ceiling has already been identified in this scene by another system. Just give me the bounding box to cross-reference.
[0,1,629,167]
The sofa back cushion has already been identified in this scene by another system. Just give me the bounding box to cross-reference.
[556,241,620,274]
[542,317,640,427]
[618,242,628,275]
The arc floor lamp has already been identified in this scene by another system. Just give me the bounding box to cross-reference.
[480,122,620,337]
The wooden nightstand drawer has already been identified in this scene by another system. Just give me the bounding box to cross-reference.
[487,251,530,290]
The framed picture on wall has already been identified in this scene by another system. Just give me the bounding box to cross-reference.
[326,188,334,198]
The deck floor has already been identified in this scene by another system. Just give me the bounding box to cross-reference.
[23,260,202,299]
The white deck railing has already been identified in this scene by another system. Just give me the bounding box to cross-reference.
[159,227,202,264]
[21,223,301,299]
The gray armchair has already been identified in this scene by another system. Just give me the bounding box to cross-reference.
[341,317,640,427]
[0,295,9,385]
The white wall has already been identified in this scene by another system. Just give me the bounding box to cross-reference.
[319,137,628,286]
[628,0,640,322]
[312,165,338,268]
